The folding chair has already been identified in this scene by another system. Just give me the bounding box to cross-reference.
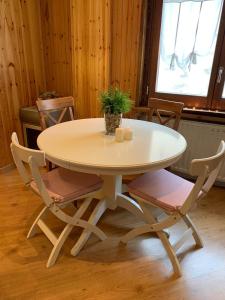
[11,132,106,267]
[121,140,225,276]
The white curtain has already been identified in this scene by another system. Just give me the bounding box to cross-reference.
[160,0,223,72]
[156,0,224,96]
[222,82,225,98]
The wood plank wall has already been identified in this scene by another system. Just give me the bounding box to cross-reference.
[0,0,46,168]
[71,0,144,118]
[111,0,144,102]
[71,0,111,118]
[0,0,144,167]
[40,0,73,97]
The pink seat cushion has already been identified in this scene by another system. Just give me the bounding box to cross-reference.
[30,167,103,203]
[128,169,195,212]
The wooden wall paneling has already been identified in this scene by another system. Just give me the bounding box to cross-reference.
[0,0,144,167]
[0,0,24,167]
[136,0,148,104]
[26,0,46,95]
[0,1,13,166]
[0,0,46,168]
[17,2,37,105]
[40,0,72,97]
[71,0,87,118]
[71,0,111,118]
[89,0,111,117]
[89,0,97,117]
[111,0,144,104]
[130,0,145,104]
[110,0,121,88]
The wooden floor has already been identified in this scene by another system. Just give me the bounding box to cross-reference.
[0,168,225,300]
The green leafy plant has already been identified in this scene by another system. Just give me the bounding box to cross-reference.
[100,87,133,115]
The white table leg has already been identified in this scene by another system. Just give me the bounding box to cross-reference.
[116,193,145,220]
[71,175,147,256]
[101,175,145,221]
[101,175,122,210]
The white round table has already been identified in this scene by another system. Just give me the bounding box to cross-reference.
[37,118,186,175]
[37,118,187,255]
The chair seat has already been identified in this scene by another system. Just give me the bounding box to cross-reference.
[31,167,103,203]
[128,169,195,212]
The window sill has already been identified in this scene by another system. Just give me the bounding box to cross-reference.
[182,108,225,125]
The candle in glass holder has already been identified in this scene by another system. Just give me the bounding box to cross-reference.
[115,128,124,142]
[124,128,133,140]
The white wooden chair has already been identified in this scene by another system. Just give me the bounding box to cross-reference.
[131,98,184,131]
[36,97,75,171]
[148,98,184,131]
[36,96,75,130]
[121,140,225,277]
[10,132,107,267]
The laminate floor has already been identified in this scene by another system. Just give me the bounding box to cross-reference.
[0,169,225,300]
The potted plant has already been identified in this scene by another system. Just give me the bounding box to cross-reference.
[100,87,132,135]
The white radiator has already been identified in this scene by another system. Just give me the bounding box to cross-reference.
[172,120,225,182]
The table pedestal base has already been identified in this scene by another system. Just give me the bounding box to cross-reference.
[71,175,147,256]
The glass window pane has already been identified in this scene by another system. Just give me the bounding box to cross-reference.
[156,0,224,97]
[222,81,225,98]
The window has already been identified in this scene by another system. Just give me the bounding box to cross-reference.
[141,0,225,111]
[223,81,225,98]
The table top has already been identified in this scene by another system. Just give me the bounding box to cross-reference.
[37,118,187,175]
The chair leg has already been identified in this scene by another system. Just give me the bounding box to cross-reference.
[71,199,107,256]
[47,224,73,268]
[121,224,152,244]
[120,227,182,277]
[183,214,204,248]
[47,197,93,267]
[121,202,182,277]
[120,200,160,244]
[157,231,182,277]
[27,206,48,238]
[47,209,108,268]
[156,212,170,238]
[46,160,52,171]
[140,203,182,277]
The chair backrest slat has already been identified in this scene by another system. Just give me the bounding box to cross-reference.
[69,106,74,120]
[36,97,74,111]
[11,132,46,185]
[180,140,225,214]
[28,156,53,207]
[190,141,225,177]
[130,107,151,121]
[11,132,53,207]
[36,96,75,130]
[148,98,184,131]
